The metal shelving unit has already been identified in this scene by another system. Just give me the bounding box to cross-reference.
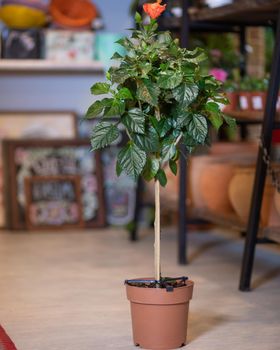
[177,0,280,291]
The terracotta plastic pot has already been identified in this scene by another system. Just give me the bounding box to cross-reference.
[267,191,280,227]
[229,166,273,226]
[223,92,238,112]
[189,155,213,209]
[50,0,97,28]
[251,91,266,111]
[273,190,280,217]
[239,91,252,111]
[200,161,235,214]
[126,280,194,350]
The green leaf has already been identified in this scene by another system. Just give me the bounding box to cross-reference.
[183,133,197,153]
[133,126,160,152]
[85,100,104,118]
[139,62,152,76]
[91,83,110,95]
[115,37,133,50]
[136,79,160,106]
[90,122,120,150]
[104,99,125,116]
[173,83,199,106]
[109,66,137,84]
[142,158,160,181]
[156,168,167,187]
[208,113,223,130]
[122,108,145,134]
[158,118,173,137]
[169,160,177,175]
[157,71,183,90]
[161,139,177,162]
[111,52,123,60]
[116,160,123,177]
[205,101,220,113]
[135,11,142,24]
[223,114,237,130]
[117,87,133,100]
[173,108,191,128]
[117,143,146,180]
[186,114,208,144]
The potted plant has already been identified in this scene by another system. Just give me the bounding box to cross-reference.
[223,79,239,112]
[250,77,268,111]
[86,1,234,349]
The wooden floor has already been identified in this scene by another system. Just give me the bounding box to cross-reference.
[0,228,279,350]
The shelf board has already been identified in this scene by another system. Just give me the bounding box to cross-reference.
[263,227,280,243]
[225,110,280,125]
[0,59,104,73]
[191,0,280,25]
[192,207,246,232]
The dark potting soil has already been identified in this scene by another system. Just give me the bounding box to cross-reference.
[125,276,188,289]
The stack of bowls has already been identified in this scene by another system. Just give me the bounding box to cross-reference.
[49,0,97,29]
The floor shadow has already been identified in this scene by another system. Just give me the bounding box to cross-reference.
[251,267,280,289]
[188,239,229,263]
[188,311,230,342]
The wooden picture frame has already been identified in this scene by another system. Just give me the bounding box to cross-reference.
[25,175,83,230]
[0,111,77,228]
[3,139,106,230]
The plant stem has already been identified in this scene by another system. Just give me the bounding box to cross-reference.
[154,179,161,282]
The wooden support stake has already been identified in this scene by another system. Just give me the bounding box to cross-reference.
[154,179,161,282]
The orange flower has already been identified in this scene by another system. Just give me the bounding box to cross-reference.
[143,0,166,19]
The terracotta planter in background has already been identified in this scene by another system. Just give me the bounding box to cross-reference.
[223,92,238,112]
[273,190,280,217]
[239,91,252,111]
[229,166,274,226]
[251,91,266,111]
[267,190,280,227]
[200,161,235,214]
[126,280,194,350]
[189,155,211,209]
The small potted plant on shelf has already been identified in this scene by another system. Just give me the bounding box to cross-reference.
[250,77,269,111]
[223,79,239,112]
[238,76,269,112]
[86,1,234,349]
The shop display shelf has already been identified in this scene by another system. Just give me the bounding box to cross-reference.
[0,59,104,73]
[263,227,280,243]
[192,207,246,232]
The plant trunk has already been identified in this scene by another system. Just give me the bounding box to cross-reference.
[154,179,161,281]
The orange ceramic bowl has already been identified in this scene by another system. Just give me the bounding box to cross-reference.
[50,0,97,28]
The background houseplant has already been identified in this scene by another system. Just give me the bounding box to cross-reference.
[86,1,234,348]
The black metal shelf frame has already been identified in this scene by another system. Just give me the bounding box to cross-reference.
[177,1,280,291]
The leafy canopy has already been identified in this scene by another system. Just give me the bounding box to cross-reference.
[86,13,235,186]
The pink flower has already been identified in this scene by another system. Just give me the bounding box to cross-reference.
[209,68,228,82]
[210,49,222,58]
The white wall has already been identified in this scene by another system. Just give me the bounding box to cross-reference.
[0,0,132,116]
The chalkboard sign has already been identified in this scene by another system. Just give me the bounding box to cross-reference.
[3,139,106,230]
[25,176,83,230]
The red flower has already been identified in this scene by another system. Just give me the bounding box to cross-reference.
[143,0,166,19]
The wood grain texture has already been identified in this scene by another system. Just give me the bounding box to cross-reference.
[0,228,279,350]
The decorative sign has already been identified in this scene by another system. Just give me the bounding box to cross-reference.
[25,176,83,230]
[0,111,77,228]
[3,139,105,230]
